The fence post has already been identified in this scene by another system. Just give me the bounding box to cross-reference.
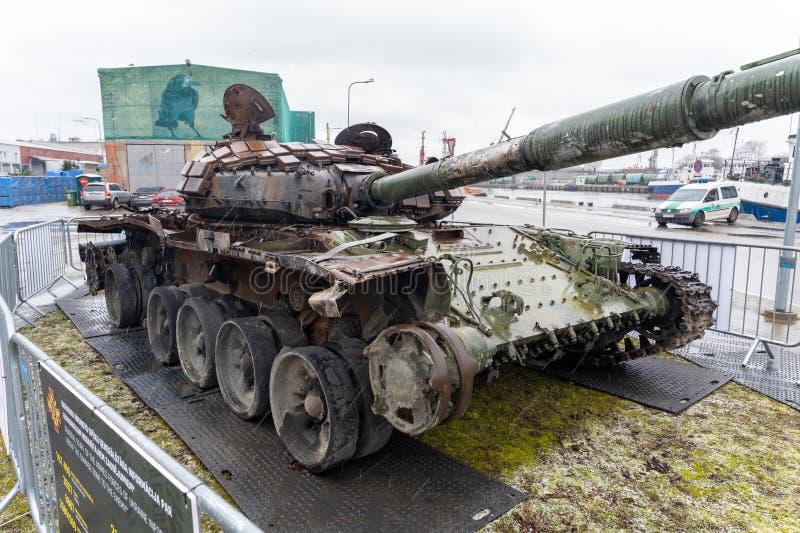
[0,299,46,531]
[775,118,800,312]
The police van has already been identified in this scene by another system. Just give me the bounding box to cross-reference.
[654,182,740,227]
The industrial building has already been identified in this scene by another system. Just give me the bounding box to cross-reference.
[98,63,315,191]
[0,140,103,176]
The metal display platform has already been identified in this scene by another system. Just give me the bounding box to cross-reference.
[542,356,732,414]
[672,331,800,411]
[57,293,143,338]
[56,291,751,531]
[71,320,526,532]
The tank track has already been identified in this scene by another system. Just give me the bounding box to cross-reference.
[527,262,718,369]
[618,262,717,349]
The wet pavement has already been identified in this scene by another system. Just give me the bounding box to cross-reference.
[454,195,798,247]
[0,202,115,232]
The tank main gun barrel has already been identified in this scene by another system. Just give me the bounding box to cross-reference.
[367,50,800,206]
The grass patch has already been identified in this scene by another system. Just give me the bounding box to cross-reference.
[3,310,799,531]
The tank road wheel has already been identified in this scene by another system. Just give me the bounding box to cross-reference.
[176,297,225,389]
[325,338,393,459]
[105,264,139,328]
[215,318,278,420]
[269,346,359,473]
[179,283,217,300]
[692,210,705,227]
[259,311,308,349]
[130,264,157,322]
[727,207,739,224]
[147,287,186,365]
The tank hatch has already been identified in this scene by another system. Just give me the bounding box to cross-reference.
[335,123,393,154]
[347,216,418,232]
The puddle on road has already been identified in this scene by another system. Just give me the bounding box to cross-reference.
[725,233,777,239]
[0,220,46,231]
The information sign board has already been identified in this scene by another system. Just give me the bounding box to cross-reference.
[40,363,198,533]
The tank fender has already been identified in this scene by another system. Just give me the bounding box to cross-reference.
[308,282,349,318]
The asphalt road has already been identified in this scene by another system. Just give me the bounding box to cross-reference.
[453,195,797,247]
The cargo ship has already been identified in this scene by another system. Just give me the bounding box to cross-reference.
[736,181,798,222]
[735,155,797,222]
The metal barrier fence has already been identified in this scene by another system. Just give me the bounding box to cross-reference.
[591,231,800,359]
[64,216,126,272]
[13,221,74,302]
[0,294,262,532]
[0,234,18,315]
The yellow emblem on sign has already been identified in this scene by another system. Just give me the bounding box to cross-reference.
[46,387,62,433]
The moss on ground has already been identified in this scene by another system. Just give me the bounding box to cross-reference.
[2,310,799,532]
[420,361,800,531]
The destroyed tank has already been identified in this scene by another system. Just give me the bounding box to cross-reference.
[80,50,800,473]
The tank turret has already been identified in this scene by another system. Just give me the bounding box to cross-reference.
[178,50,800,223]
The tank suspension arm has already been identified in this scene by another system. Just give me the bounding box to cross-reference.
[367,51,800,206]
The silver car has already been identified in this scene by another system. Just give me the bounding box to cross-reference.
[82,182,132,210]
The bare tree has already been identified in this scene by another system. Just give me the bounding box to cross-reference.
[740,140,767,160]
[703,148,724,168]
[677,153,697,168]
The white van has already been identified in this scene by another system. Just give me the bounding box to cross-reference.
[654,182,740,227]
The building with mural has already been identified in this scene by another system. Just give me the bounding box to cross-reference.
[98,63,315,191]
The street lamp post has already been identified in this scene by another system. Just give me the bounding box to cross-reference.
[326,123,345,143]
[74,117,102,141]
[74,116,105,165]
[347,78,374,127]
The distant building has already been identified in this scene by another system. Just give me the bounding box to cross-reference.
[98,64,315,191]
[0,140,102,176]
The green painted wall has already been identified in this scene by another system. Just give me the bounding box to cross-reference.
[97,64,314,142]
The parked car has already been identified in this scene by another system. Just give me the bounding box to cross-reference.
[131,186,165,209]
[82,182,132,210]
[152,189,185,209]
[654,182,740,227]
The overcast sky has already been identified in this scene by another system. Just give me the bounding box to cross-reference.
[2,0,799,170]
